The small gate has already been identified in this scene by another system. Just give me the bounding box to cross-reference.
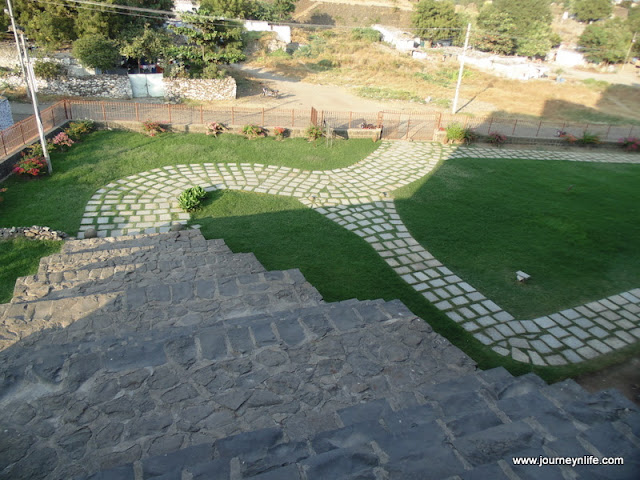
[128,73,165,98]
[380,112,440,141]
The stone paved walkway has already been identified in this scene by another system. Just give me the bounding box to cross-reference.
[78,142,640,366]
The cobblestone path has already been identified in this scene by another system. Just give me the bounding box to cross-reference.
[78,142,640,366]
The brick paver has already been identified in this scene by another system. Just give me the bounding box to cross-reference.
[78,142,640,365]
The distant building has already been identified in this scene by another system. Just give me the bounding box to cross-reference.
[552,46,587,68]
[173,0,198,12]
[372,25,419,52]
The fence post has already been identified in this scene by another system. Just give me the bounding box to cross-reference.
[63,101,68,121]
[487,117,493,133]
[348,111,352,129]
[377,111,384,129]
[101,102,107,121]
[231,107,235,125]
[135,103,140,122]
[0,130,7,156]
[605,124,612,142]
[320,111,324,126]
[20,124,25,144]
[463,116,469,128]
[436,112,442,130]
[511,119,518,135]
[536,120,542,137]
[200,105,204,124]
[168,104,172,123]
[291,109,294,127]
[261,108,265,125]
[51,108,55,127]
[629,125,634,137]
[67,100,73,120]
[406,119,411,140]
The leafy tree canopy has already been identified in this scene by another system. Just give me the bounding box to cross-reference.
[120,25,171,71]
[169,8,245,76]
[13,0,173,49]
[572,0,612,23]
[475,0,553,57]
[199,0,253,18]
[579,18,632,64]
[412,0,463,43]
[72,35,121,71]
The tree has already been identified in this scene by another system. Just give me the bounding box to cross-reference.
[72,35,121,71]
[169,8,245,76]
[579,19,632,63]
[572,0,612,23]
[12,0,173,49]
[476,0,554,57]
[200,0,253,18]
[476,7,516,55]
[412,0,463,44]
[120,26,171,73]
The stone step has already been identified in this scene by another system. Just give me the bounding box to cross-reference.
[68,367,640,480]
[13,251,266,302]
[0,302,477,479]
[1,269,323,351]
[60,229,208,255]
[38,238,232,275]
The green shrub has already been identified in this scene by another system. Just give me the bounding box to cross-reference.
[34,61,63,80]
[13,156,48,177]
[350,28,381,43]
[445,123,476,143]
[579,131,600,145]
[242,124,266,139]
[201,63,227,79]
[142,120,167,137]
[305,124,325,141]
[178,186,207,212]
[65,120,95,141]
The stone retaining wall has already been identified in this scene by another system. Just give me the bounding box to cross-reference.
[164,77,237,101]
[0,74,132,98]
[0,226,68,241]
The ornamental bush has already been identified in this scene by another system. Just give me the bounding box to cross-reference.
[51,132,74,151]
[488,131,507,146]
[142,120,167,137]
[178,186,207,212]
[273,126,287,140]
[242,124,266,139]
[13,156,48,177]
[65,120,95,141]
[305,124,324,141]
[618,137,639,152]
[206,122,227,137]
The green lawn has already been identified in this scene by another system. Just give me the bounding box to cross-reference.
[395,157,640,319]
[0,131,378,233]
[0,131,377,302]
[2,132,640,382]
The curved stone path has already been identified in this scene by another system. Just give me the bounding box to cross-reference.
[78,142,640,366]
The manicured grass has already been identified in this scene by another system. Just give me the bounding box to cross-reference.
[0,130,376,304]
[0,131,378,234]
[191,189,640,383]
[394,157,640,319]
[0,238,63,303]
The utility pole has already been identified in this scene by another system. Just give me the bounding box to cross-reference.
[5,0,29,98]
[18,30,52,174]
[623,32,637,72]
[452,23,471,115]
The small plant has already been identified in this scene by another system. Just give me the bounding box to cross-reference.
[242,124,266,139]
[488,132,507,146]
[206,122,227,137]
[33,61,64,80]
[579,131,600,145]
[177,186,207,212]
[559,132,577,144]
[142,120,167,137]
[445,123,476,143]
[51,131,74,151]
[359,122,376,129]
[13,156,48,177]
[305,124,325,141]
[273,126,287,141]
[618,137,640,152]
[65,120,95,141]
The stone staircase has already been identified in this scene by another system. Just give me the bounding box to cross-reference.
[0,231,638,480]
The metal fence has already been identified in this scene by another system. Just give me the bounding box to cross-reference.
[2,100,639,158]
[0,101,68,157]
